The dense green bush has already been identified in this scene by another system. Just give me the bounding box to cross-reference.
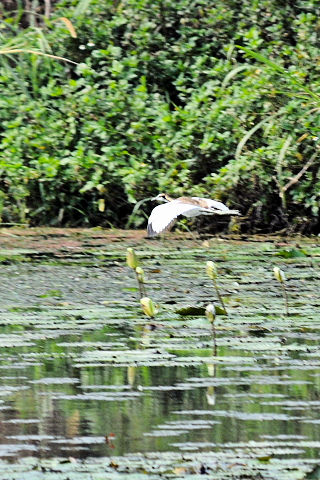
[0,0,319,232]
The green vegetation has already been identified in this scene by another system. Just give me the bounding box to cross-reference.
[273,266,289,316]
[140,296,158,318]
[206,260,227,313]
[0,0,319,232]
[126,247,147,297]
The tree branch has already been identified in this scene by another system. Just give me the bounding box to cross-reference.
[282,149,319,193]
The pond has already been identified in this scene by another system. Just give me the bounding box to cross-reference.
[0,228,319,479]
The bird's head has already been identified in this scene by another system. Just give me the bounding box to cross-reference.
[151,193,172,203]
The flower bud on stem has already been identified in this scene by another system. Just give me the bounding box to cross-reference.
[140,297,159,319]
[273,267,289,316]
[206,261,227,314]
[135,267,146,298]
[206,303,217,356]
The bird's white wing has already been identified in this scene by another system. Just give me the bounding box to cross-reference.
[147,201,200,237]
[206,199,229,211]
[191,197,229,211]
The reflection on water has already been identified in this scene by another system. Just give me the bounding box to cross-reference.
[0,317,320,460]
[0,234,318,475]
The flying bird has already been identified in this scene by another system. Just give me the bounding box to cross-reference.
[147,193,240,237]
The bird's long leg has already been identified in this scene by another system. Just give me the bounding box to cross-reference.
[188,223,200,241]
[159,231,168,245]
[172,219,198,240]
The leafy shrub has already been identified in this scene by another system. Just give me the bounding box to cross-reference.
[0,0,319,232]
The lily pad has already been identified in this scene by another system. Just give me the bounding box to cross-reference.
[176,305,227,315]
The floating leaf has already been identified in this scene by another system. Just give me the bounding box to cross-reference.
[176,305,226,316]
[275,248,307,258]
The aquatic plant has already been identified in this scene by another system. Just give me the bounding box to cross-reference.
[126,248,147,298]
[273,266,289,316]
[126,248,139,269]
[205,303,216,323]
[135,266,147,298]
[140,297,159,319]
[205,303,217,355]
[206,261,227,314]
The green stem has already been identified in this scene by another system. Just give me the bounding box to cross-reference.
[281,283,289,316]
[213,278,227,314]
[135,272,146,299]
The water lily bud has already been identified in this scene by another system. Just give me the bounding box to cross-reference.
[206,261,218,280]
[273,266,285,283]
[140,297,158,318]
[126,248,138,269]
[205,303,216,323]
[135,266,145,283]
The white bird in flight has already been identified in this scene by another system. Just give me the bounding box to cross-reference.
[147,193,240,237]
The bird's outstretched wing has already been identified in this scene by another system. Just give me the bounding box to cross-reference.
[210,208,240,215]
[191,197,230,212]
[147,202,199,237]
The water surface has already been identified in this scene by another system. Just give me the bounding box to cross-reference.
[0,229,319,478]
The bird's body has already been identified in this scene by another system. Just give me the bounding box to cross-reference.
[147,193,239,237]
